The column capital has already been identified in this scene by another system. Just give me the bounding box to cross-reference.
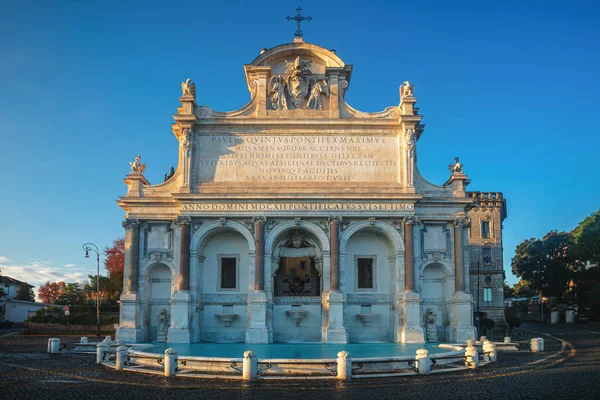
[404,216,419,225]
[253,216,267,223]
[453,217,470,228]
[122,218,141,229]
[175,216,192,225]
[329,216,343,223]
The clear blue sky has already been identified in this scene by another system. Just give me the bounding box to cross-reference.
[1,0,599,291]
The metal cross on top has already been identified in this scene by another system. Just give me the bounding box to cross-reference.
[286,7,312,39]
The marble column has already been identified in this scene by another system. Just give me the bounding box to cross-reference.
[254,216,266,291]
[326,216,347,343]
[123,219,141,293]
[403,218,416,292]
[448,217,476,343]
[399,216,424,343]
[329,216,341,291]
[116,218,141,343]
[453,219,466,293]
[169,216,192,343]
[246,216,268,343]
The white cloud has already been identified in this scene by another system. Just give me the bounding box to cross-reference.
[0,259,96,301]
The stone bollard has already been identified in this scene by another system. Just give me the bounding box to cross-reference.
[465,339,479,369]
[479,336,487,343]
[504,336,512,344]
[47,338,60,354]
[550,310,559,325]
[565,309,575,324]
[530,338,545,352]
[164,348,178,377]
[96,341,110,363]
[415,348,431,375]
[80,337,88,344]
[336,351,352,381]
[483,340,497,363]
[115,346,129,371]
[242,350,258,381]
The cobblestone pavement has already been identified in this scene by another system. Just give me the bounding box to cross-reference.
[1,323,599,400]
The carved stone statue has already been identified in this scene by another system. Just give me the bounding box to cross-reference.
[448,157,464,174]
[269,76,288,110]
[286,56,312,108]
[267,56,330,110]
[130,155,146,174]
[157,308,169,342]
[401,80,414,98]
[306,79,329,110]
[424,308,439,342]
[181,78,196,99]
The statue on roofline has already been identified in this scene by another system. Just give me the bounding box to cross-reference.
[401,80,414,98]
[181,78,196,99]
[448,157,464,174]
[130,155,146,174]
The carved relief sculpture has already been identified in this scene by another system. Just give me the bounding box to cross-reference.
[181,78,196,99]
[448,157,464,174]
[287,57,312,108]
[400,80,414,98]
[157,308,170,342]
[269,76,288,110]
[306,78,329,110]
[424,308,439,342]
[130,155,146,174]
[268,56,329,110]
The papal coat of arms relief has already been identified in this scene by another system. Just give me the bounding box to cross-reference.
[269,56,329,110]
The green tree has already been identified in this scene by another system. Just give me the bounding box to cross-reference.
[511,231,581,298]
[572,209,600,264]
[503,283,515,298]
[56,282,84,305]
[513,280,536,298]
[14,284,35,302]
[83,275,109,304]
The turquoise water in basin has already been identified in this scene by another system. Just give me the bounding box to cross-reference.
[143,342,448,359]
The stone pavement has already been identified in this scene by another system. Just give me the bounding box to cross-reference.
[1,323,599,400]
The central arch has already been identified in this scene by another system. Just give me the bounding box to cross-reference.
[266,220,330,343]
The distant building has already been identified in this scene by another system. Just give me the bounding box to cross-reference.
[4,299,47,323]
[467,192,508,329]
[0,275,34,315]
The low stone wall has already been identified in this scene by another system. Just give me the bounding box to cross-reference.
[26,322,116,335]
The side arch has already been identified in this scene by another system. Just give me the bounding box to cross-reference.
[190,220,255,253]
[340,220,404,254]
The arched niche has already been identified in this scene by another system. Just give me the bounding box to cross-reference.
[270,227,324,297]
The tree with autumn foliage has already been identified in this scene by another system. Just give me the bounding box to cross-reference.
[38,281,66,304]
[103,238,124,301]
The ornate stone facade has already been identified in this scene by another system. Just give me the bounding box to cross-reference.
[116,39,505,345]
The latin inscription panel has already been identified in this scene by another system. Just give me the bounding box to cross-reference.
[196,134,398,183]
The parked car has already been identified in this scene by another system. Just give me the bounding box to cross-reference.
[0,317,16,328]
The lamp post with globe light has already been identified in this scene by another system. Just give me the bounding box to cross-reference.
[83,242,101,336]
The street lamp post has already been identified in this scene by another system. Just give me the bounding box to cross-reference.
[476,257,481,338]
[83,243,101,336]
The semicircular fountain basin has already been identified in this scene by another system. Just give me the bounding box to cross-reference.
[142,342,450,359]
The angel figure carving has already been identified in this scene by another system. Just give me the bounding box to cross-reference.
[306,79,329,110]
[448,157,464,174]
[269,76,288,110]
[400,80,414,98]
[181,78,196,99]
[130,155,146,174]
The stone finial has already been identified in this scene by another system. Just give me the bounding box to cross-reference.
[244,350,257,359]
[337,350,350,360]
[130,155,146,174]
[181,78,196,99]
[400,81,414,98]
[448,157,464,174]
